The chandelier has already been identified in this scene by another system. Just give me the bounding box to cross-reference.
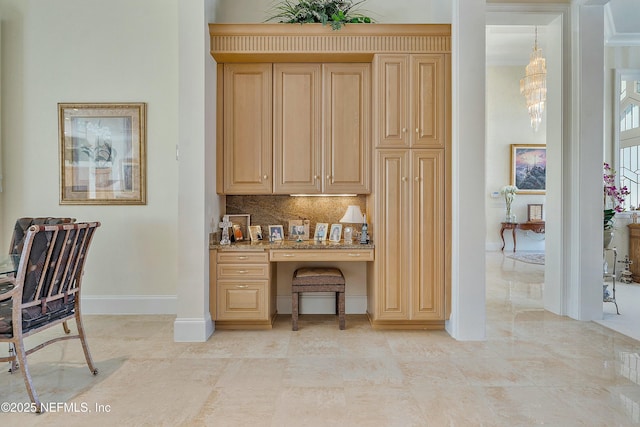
[520,27,547,132]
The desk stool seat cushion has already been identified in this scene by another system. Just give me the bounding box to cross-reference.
[292,267,345,331]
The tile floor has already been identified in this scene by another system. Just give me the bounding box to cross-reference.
[2,251,640,425]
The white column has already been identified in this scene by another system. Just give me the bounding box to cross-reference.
[447,0,486,340]
[174,0,217,341]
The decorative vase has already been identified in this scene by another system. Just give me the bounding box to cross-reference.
[603,229,614,248]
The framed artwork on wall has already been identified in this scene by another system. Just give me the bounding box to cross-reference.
[510,144,546,195]
[58,102,147,205]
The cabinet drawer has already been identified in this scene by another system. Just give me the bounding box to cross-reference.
[217,280,268,321]
[270,249,374,262]
[217,263,269,279]
[217,251,269,264]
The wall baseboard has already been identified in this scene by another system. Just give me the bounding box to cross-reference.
[277,295,367,314]
[81,295,177,315]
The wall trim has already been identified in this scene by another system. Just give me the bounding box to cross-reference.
[174,317,214,343]
[81,295,177,315]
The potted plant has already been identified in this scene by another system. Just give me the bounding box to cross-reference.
[603,162,629,247]
[266,0,373,30]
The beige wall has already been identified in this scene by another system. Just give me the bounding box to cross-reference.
[485,66,546,251]
[0,0,180,310]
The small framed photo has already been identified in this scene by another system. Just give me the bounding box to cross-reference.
[268,225,284,242]
[527,204,544,222]
[314,223,328,241]
[288,219,310,241]
[227,214,250,241]
[58,102,147,205]
[329,224,342,242]
[249,225,263,242]
[232,224,244,241]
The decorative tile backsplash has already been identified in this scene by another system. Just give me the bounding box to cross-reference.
[226,195,367,238]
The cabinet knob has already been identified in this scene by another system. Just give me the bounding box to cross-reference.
[313,175,319,180]
[263,174,268,180]
[401,177,407,182]
[402,128,407,133]
[416,128,419,133]
[415,177,420,182]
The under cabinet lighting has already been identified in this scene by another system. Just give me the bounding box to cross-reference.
[290,194,357,197]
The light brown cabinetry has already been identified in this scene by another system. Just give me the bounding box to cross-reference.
[273,63,371,194]
[221,62,370,195]
[273,64,323,193]
[322,63,371,194]
[222,63,273,194]
[213,250,277,329]
[367,150,445,327]
[374,54,447,149]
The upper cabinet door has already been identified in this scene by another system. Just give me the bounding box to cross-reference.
[374,55,410,148]
[411,55,446,148]
[273,64,322,194]
[323,63,371,194]
[223,63,273,194]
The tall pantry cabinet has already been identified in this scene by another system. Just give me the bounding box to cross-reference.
[367,53,450,328]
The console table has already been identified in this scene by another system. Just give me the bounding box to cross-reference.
[500,221,545,252]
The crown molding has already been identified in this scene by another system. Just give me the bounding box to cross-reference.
[209,23,451,63]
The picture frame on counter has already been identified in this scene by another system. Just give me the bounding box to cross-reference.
[232,224,244,241]
[314,223,328,241]
[268,225,284,242]
[249,225,263,242]
[226,214,250,241]
[288,219,310,241]
[527,204,544,222]
[329,224,342,242]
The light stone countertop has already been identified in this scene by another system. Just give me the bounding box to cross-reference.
[210,236,374,251]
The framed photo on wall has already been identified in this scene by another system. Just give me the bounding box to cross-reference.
[510,144,546,194]
[58,102,147,204]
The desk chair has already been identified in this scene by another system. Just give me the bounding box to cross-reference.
[291,267,345,331]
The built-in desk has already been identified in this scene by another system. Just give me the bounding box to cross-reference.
[209,239,374,329]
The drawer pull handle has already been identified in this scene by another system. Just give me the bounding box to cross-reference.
[237,270,249,274]
[237,256,248,260]
[348,253,361,257]
[282,254,295,257]
[235,285,249,289]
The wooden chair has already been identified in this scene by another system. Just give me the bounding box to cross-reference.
[0,222,100,412]
[7,217,76,335]
[291,267,345,331]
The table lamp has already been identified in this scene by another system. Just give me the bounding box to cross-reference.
[340,205,364,244]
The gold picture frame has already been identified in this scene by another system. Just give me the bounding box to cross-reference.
[59,103,147,204]
[510,144,546,195]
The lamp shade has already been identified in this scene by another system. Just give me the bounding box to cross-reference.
[340,205,364,224]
